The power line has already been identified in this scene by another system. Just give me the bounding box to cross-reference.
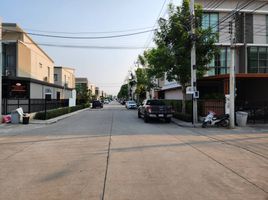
[22,26,155,35]
[143,0,170,49]
[210,0,256,31]
[3,28,157,40]
[19,41,154,49]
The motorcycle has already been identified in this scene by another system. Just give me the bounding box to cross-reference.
[202,111,229,128]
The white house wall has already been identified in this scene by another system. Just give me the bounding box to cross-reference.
[30,82,72,99]
[164,89,183,100]
[253,14,266,44]
[219,12,230,43]
[30,83,43,99]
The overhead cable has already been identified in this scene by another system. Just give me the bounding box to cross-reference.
[22,26,155,35]
[3,28,157,39]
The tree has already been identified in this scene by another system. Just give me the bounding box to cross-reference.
[144,0,218,113]
[76,84,90,104]
[135,68,149,102]
[134,55,160,103]
[117,84,128,99]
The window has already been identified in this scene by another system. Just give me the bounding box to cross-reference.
[202,13,219,33]
[54,74,58,81]
[266,15,268,44]
[207,47,230,75]
[248,47,268,73]
[47,67,50,82]
[57,92,60,100]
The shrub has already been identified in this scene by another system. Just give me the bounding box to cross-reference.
[173,112,192,122]
[34,104,88,120]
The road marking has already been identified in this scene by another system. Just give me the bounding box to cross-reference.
[101,111,114,200]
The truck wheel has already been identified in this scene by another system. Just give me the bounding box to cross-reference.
[165,118,171,123]
[144,115,149,123]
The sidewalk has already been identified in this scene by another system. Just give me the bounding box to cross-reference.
[30,107,91,124]
[0,107,91,130]
[171,117,268,132]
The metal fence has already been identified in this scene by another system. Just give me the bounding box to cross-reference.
[2,99,69,115]
[198,99,225,116]
[236,101,268,124]
[163,99,268,123]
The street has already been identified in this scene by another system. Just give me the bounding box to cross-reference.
[0,102,268,200]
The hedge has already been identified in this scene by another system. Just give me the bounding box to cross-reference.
[34,104,89,120]
[160,100,193,122]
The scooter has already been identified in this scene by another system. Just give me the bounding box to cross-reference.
[202,111,229,128]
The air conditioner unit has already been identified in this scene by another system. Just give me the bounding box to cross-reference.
[5,70,11,76]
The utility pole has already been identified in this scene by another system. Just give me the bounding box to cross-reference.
[0,18,2,122]
[229,20,235,128]
[190,0,198,125]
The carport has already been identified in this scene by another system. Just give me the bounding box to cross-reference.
[197,74,268,123]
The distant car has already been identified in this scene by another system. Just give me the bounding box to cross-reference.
[92,100,103,108]
[103,99,109,104]
[125,100,137,109]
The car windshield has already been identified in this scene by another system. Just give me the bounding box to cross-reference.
[146,100,165,105]
[128,101,136,104]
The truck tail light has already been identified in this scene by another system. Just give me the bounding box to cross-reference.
[146,106,152,113]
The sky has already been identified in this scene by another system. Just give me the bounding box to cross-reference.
[1,0,182,95]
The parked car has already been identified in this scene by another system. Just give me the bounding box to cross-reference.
[125,100,138,109]
[92,100,103,108]
[138,99,174,123]
[103,99,109,104]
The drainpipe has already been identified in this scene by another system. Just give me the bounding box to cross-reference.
[244,12,248,74]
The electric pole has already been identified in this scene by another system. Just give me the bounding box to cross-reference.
[229,20,235,128]
[190,0,198,125]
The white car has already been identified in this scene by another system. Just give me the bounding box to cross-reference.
[103,99,109,104]
[125,101,137,109]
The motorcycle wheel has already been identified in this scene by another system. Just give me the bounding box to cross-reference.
[221,119,229,127]
[202,122,208,128]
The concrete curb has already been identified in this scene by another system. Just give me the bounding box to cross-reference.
[30,107,91,125]
[171,117,202,128]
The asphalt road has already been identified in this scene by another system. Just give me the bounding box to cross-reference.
[0,102,268,200]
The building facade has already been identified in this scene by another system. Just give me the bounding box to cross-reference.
[89,83,96,96]
[197,0,268,76]
[195,0,268,104]
[2,23,73,101]
[54,66,75,89]
[54,66,75,99]
[192,0,268,121]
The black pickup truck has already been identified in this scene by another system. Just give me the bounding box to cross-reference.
[138,99,174,123]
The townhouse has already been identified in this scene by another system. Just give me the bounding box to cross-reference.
[196,0,268,105]
[2,23,75,99]
[1,23,75,114]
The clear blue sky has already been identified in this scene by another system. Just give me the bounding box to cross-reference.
[1,0,182,95]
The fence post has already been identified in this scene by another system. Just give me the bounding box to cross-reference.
[44,98,47,120]
[18,99,20,109]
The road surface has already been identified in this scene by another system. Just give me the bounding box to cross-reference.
[0,102,267,200]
